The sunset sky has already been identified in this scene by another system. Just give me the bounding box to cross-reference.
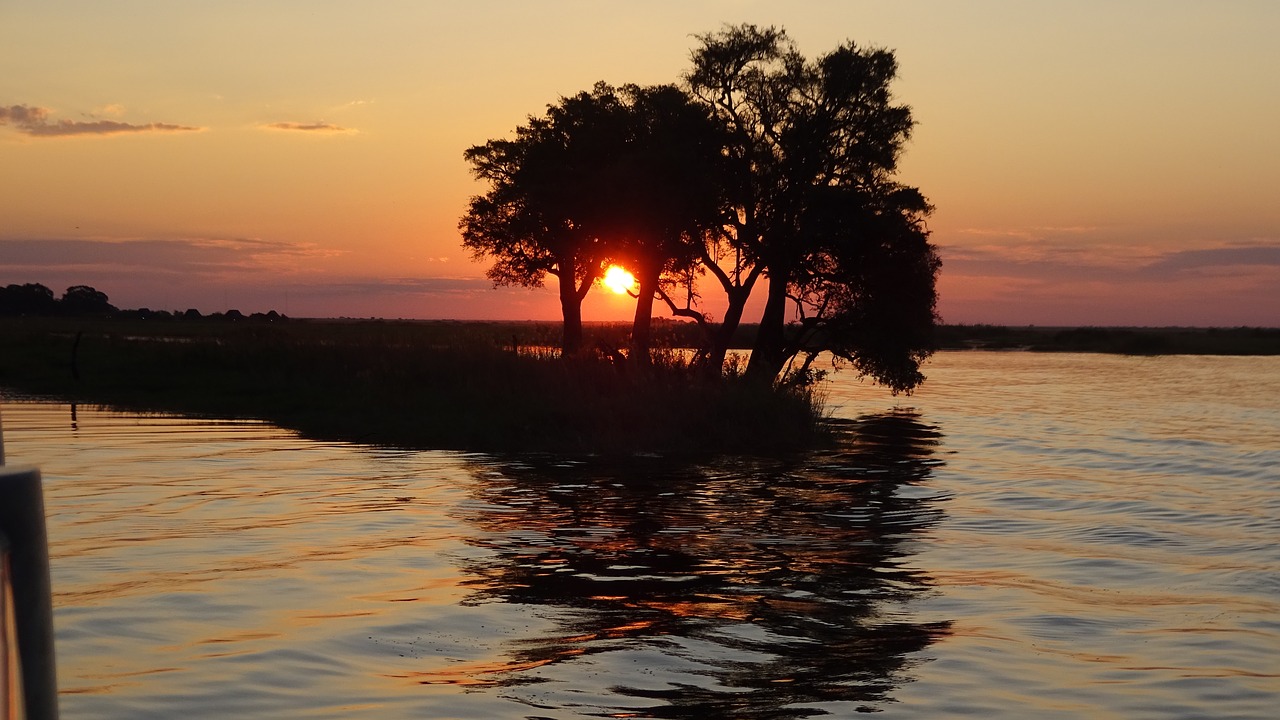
[2,1,1277,326]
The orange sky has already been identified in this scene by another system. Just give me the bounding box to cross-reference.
[2,1,1277,326]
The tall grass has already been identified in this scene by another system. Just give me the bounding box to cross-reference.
[0,317,828,456]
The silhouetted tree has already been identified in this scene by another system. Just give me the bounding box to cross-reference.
[589,84,727,365]
[685,24,940,388]
[461,83,631,355]
[460,26,939,388]
[58,285,116,317]
[0,283,57,316]
[462,82,726,359]
[786,184,940,392]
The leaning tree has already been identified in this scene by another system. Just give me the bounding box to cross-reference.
[684,24,941,389]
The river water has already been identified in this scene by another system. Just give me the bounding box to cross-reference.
[2,351,1277,718]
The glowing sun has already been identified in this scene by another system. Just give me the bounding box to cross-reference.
[602,265,636,295]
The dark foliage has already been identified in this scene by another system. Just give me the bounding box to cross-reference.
[685,25,940,387]
[0,317,827,456]
[461,25,941,390]
[0,283,58,316]
[0,283,120,317]
[461,82,725,358]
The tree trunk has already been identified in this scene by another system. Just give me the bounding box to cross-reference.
[560,296,583,356]
[630,264,660,367]
[746,272,789,383]
[556,265,584,356]
[705,286,751,374]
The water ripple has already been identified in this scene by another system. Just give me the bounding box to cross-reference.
[4,352,1278,718]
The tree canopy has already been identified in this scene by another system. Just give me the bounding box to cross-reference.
[460,82,725,356]
[0,283,57,316]
[0,283,117,317]
[684,24,939,388]
[459,24,940,391]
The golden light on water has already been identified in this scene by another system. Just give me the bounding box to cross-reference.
[602,266,636,295]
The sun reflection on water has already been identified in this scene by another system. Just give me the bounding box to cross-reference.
[3,352,1277,718]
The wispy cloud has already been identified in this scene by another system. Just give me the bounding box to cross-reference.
[1141,245,1280,275]
[0,236,337,277]
[263,277,571,320]
[0,105,48,125]
[941,236,1280,282]
[0,104,201,137]
[954,225,1101,241]
[0,235,557,318]
[291,277,503,298]
[263,121,357,134]
[937,235,1280,325]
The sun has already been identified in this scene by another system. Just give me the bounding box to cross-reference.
[602,265,636,295]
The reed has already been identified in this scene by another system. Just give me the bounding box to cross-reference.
[0,317,827,456]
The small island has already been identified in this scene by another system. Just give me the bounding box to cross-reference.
[3,304,1276,457]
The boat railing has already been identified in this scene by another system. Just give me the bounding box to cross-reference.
[0,410,59,720]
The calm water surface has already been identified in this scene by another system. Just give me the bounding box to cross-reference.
[2,352,1278,718]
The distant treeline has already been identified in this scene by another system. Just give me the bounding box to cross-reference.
[5,283,1276,355]
[0,283,285,322]
[934,324,1280,356]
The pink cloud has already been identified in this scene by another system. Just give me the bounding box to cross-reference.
[0,103,201,137]
[936,240,1280,327]
[263,121,356,134]
[0,104,50,124]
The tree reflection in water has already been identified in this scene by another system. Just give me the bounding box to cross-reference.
[454,412,952,718]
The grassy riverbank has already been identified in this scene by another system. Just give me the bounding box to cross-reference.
[0,317,823,455]
[4,317,1274,454]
